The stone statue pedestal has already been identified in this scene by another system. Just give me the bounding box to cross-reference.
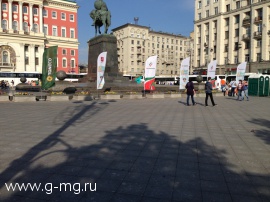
[87,34,120,81]
[194,83,205,91]
[51,81,75,92]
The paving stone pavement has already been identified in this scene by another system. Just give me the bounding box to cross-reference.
[0,96,269,202]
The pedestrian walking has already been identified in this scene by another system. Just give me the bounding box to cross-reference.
[205,77,217,107]
[11,80,14,87]
[221,78,226,95]
[237,80,243,101]
[223,82,229,96]
[229,78,237,97]
[242,80,249,101]
[185,79,196,106]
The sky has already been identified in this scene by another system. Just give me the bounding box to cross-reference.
[76,0,195,64]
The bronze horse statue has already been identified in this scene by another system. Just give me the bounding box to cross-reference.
[90,0,111,36]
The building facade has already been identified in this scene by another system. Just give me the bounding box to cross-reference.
[0,0,79,74]
[112,24,192,78]
[194,0,270,75]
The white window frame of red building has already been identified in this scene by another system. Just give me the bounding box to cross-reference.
[33,8,38,15]
[23,22,28,32]
[43,9,48,17]
[71,59,75,68]
[12,5,18,12]
[52,26,57,36]
[61,27,66,37]
[23,6,28,14]
[2,3,7,11]
[12,21,18,31]
[33,23,38,33]
[62,58,67,68]
[62,49,67,55]
[70,29,75,38]
[61,12,66,20]
[52,11,57,19]
[2,20,7,30]
[69,14,74,22]
[71,50,75,56]
[43,24,48,35]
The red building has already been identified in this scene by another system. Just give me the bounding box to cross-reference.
[0,0,79,74]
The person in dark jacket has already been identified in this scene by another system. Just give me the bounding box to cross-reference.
[185,79,196,106]
[205,77,217,107]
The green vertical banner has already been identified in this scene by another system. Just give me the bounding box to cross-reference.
[42,46,58,90]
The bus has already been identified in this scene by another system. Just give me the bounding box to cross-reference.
[155,76,179,85]
[0,72,41,86]
[60,73,87,83]
[226,73,256,82]
[0,72,87,86]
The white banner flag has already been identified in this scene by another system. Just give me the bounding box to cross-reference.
[179,57,190,89]
[144,55,157,91]
[97,52,107,89]
[236,62,247,83]
[207,60,217,79]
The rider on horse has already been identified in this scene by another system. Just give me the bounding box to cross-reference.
[91,0,108,26]
[90,0,111,35]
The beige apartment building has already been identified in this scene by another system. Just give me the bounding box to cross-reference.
[194,0,270,75]
[112,23,192,78]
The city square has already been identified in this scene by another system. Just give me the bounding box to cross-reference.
[0,96,269,201]
[1,0,270,201]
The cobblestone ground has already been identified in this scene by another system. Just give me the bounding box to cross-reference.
[0,96,269,202]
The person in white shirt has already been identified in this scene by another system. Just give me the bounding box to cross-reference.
[229,79,237,97]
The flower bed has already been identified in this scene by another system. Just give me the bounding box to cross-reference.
[74,91,91,96]
[73,91,92,101]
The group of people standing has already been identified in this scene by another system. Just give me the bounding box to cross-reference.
[228,79,249,101]
[185,77,217,107]
[185,77,249,107]
[0,80,13,90]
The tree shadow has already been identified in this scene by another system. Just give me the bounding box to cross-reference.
[248,118,270,145]
[0,103,269,202]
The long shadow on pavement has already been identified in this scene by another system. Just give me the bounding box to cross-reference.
[0,103,269,201]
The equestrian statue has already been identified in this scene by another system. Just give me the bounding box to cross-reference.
[90,0,111,36]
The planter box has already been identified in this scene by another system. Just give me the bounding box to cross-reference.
[122,94,143,99]
[196,93,205,97]
[14,96,36,102]
[214,93,223,97]
[146,94,165,99]
[0,95,10,102]
[74,95,93,101]
[100,94,121,100]
[164,93,181,98]
[36,95,47,101]
[48,95,73,101]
